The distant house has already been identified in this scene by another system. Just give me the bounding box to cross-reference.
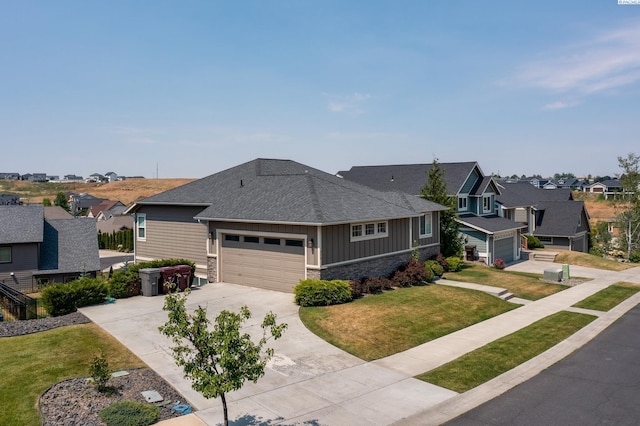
[68,193,105,215]
[339,162,527,265]
[64,174,84,182]
[0,205,100,291]
[87,200,125,219]
[495,182,591,252]
[0,194,20,205]
[104,172,120,182]
[0,173,20,180]
[96,215,134,234]
[46,175,60,182]
[583,179,622,199]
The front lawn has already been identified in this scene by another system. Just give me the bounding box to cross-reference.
[0,324,145,426]
[552,250,637,271]
[417,311,596,392]
[299,284,519,361]
[573,282,640,312]
[444,263,567,300]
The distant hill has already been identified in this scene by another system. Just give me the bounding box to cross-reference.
[0,178,195,206]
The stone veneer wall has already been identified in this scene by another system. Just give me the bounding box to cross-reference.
[318,246,439,281]
[207,257,218,283]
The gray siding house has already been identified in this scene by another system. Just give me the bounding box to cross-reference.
[338,162,526,265]
[127,159,446,293]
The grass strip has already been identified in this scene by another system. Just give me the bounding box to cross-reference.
[299,284,518,361]
[573,282,640,312]
[0,323,145,426]
[553,250,637,271]
[445,263,567,300]
[417,311,595,393]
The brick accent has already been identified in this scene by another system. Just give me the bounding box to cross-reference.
[306,268,321,280]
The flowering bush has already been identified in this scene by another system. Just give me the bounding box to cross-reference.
[493,258,506,270]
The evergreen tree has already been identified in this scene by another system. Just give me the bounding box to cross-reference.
[42,197,52,207]
[54,192,69,211]
[420,158,463,257]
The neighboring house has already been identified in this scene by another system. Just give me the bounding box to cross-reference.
[0,205,100,291]
[338,162,526,265]
[0,173,21,180]
[495,182,591,252]
[68,193,105,215]
[96,204,128,221]
[0,194,20,205]
[64,174,84,182]
[87,200,125,219]
[96,215,134,234]
[583,179,623,199]
[46,175,60,182]
[126,158,447,292]
[105,172,120,182]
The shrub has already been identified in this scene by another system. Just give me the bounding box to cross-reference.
[108,269,141,298]
[90,354,111,392]
[445,256,463,272]
[349,279,366,299]
[129,259,196,286]
[99,400,160,426]
[363,276,393,294]
[392,259,433,287]
[294,279,353,307]
[493,258,506,270]
[424,260,444,277]
[435,253,450,272]
[630,250,640,263]
[41,278,108,316]
[526,235,545,249]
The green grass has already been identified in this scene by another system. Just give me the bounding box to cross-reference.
[444,263,568,300]
[552,250,637,271]
[299,284,519,361]
[417,311,596,392]
[0,324,145,426]
[573,282,640,311]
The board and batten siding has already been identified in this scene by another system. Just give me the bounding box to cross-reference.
[0,243,38,273]
[135,205,208,272]
[321,218,410,265]
[208,221,318,266]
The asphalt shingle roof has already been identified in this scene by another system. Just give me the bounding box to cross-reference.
[337,162,480,196]
[0,205,44,244]
[39,218,101,273]
[495,182,573,208]
[532,201,589,237]
[137,159,447,224]
[457,214,527,234]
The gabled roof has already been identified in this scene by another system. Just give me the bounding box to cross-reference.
[0,205,44,244]
[135,159,447,225]
[88,200,123,217]
[532,201,590,237]
[495,182,573,208]
[457,214,527,234]
[337,162,481,196]
[39,218,101,273]
[470,176,499,196]
[44,206,73,220]
[96,215,134,233]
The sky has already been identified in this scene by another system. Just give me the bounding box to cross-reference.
[1,1,640,180]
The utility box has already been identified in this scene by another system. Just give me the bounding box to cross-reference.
[544,268,563,282]
[139,268,160,297]
[562,264,570,279]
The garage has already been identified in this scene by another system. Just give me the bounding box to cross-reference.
[220,234,306,292]
[494,232,515,263]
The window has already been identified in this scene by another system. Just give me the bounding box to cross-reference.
[350,221,388,242]
[225,234,240,242]
[483,196,492,213]
[264,238,281,245]
[419,213,432,238]
[285,239,303,247]
[458,196,468,211]
[0,247,11,263]
[136,214,146,241]
[578,216,582,227]
[244,236,259,243]
[538,236,552,243]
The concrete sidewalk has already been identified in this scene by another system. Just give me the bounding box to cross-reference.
[81,261,640,425]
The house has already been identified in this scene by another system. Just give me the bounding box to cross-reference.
[64,174,84,182]
[338,162,527,265]
[0,173,21,180]
[0,194,20,205]
[495,182,591,252]
[68,193,105,215]
[0,205,100,291]
[126,158,447,292]
[96,215,134,234]
[583,179,623,199]
[87,200,126,219]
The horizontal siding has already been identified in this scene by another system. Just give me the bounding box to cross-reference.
[0,243,38,273]
[462,230,487,253]
[322,218,409,265]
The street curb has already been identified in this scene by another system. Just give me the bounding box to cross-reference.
[393,292,640,426]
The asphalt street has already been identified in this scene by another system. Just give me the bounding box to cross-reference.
[447,304,640,426]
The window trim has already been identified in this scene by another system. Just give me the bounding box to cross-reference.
[482,195,492,213]
[0,246,11,263]
[458,196,468,212]
[350,221,389,242]
[419,213,433,238]
[136,213,147,241]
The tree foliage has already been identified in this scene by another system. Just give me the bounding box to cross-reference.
[42,197,52,207]
[420,158,462,257]
[54,191,69,211]
[159,291,287,426]
[616,152,640,261]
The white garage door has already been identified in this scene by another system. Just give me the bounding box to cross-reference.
[220,234,306,292]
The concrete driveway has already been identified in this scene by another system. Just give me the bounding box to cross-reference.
[79,283,456,425]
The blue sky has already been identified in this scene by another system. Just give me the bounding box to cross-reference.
[1,1,639,179]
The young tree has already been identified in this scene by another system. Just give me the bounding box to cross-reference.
[54,191,69,211]
[420,158,462,257]
[159,291,287,426]
[42,197,52,206]
[616,152,640,260]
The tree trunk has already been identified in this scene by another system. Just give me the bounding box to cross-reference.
[221,393,229,426]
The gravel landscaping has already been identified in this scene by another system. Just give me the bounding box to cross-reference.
[1,312,192,425]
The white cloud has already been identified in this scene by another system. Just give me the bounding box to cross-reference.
[324,92,372,115]
[542,101,578,110]
[514,21,640,96]
[327,131,407,141]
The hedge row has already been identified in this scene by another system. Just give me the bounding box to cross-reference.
[41,278,109,316]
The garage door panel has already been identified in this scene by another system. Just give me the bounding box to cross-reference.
[495,237,514,263]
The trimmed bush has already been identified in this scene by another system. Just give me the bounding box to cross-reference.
[392,259,433,287]
[108,269,141,298]
[493,258,507,269]
[435,253,450,272]
[445,256,463,272]
[349,279,366,299]
[294,279,353,307]
[41,278,108,316]
[99,400,159,426]
[526,235,545,249]
[364,276,393,294]
[424,260,444,277]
